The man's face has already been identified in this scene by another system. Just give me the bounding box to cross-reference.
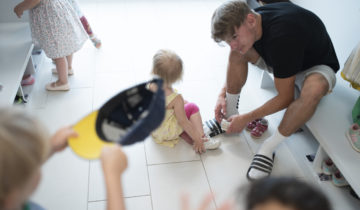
[226,15,257,55]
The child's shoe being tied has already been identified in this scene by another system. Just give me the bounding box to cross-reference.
[202,135,221,150]
[322,158,337,175]
[346,123,360,153]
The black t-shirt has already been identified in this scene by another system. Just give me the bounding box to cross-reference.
[253,2,339,78]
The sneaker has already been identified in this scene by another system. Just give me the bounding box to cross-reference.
[250,118,268,138]
[203,136,221,150]
[322,158,337,175]
[346,123,360,153]
[246,118,262,131]
[332,170,349,187]
[21,75,35,86]
[203,118,226,137]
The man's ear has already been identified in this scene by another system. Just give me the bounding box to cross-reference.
[246,13,256,27]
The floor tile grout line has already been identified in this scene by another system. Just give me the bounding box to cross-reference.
[143,142,154,210]
[147,159,202,166]
[86,160,91,210]
[200,154,218,209]
[88,194,151,203]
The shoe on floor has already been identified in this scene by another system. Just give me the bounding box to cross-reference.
[52,68,74,75]
[346,123,360,152]
[203,136,221,150]
[250,118,268,138]
[246,118,262,131]
[46,82,70,91]
[322,158,337,175]
[332,170,349,187]
[21,75,35,86]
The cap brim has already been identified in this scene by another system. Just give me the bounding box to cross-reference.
[68,111,114,160]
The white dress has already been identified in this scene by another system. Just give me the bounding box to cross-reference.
[29,0,87,59]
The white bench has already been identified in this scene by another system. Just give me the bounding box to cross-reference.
[260,70,360,197]
[0,22,34,106]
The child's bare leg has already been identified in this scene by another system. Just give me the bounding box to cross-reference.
[54,57,68,85]
[180,132,193,145]
[66,54,73,70]
[189,112,205,137]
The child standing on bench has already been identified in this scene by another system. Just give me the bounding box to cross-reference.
[150,49,221,154]
[14,0,87,91]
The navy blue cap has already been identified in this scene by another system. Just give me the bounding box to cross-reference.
[95,78,165,145]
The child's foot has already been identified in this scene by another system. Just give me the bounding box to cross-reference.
[90,35,102,49]
[52,68,74,75]
[46,81,70,91]
[203,136,221,150]
[21,75,35,86]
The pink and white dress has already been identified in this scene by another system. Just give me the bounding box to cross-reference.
[29,0,87,59]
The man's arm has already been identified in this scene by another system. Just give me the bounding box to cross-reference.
[227,75,296,133]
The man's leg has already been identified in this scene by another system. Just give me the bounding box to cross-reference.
[225,50,259,118]
[248,73,329,179]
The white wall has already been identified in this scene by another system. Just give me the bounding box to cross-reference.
[0,0,29,23]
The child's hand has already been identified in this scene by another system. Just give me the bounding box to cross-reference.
[50,126,78,154]
[193,138,205,154]
[101,145,128,176]
[14,4,24,18]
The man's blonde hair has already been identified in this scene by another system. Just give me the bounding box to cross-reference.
[152,49,183,85]
[211,0,253,43]
[0,107,49,206]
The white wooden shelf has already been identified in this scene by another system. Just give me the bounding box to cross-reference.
[0,22,34,106]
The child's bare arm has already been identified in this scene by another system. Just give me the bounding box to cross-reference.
[48,126,78,158]
[172,95,205,154]
[14,0,41,18]
[101,145,128,210]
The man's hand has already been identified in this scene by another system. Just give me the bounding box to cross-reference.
[50,126,78,154]
[226,114,249,133]
[14,4,24,18]
[214,95,226,123]
[101,145,128,176]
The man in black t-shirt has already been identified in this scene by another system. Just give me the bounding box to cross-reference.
[211,1,339,180]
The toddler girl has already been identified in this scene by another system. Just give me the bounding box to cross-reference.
[151,49,221,153]
[14,0,88,91]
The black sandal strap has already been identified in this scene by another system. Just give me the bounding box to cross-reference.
[246,153,275,181]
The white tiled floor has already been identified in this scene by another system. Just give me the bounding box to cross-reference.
[27,1,306,210]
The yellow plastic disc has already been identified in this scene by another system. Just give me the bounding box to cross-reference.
[68,111,114,160]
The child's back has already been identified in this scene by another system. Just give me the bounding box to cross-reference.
[150,49,221,153]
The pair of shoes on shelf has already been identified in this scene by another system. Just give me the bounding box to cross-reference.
[246,118,268,138]
[346,123,360,153]
[322,158,349,187]
[52,68,74,75]
[46,82,70,91]
[21,75,35,86]
[203,118,229,138]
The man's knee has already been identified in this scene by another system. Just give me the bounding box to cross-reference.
[300,74,329,105]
